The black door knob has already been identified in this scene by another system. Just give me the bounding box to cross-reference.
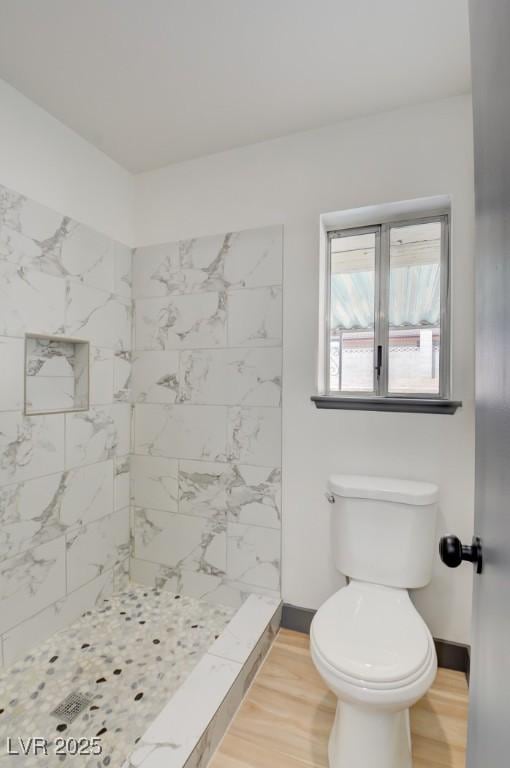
[439,535,483,574]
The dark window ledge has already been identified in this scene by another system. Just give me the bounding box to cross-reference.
[311,395,462,415]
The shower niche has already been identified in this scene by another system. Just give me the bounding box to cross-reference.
[24,333,90,415]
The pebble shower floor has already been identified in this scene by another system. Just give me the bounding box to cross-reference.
[0,586,234,766]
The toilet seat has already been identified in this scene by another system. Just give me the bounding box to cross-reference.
[310,581,434,691]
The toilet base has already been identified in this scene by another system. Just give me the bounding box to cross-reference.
[328,700,412,768]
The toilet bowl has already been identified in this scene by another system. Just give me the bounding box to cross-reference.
[311,581,437,768]
[311,475,439,768]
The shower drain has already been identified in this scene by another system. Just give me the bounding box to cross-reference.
[51,692,93,724]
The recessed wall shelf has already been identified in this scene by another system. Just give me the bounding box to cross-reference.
[24,333,90,415]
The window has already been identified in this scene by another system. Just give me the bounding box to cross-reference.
[325,215,450,400]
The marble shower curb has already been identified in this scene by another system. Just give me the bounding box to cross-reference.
[123,593,282,768]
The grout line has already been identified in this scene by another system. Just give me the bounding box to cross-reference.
[0,455,118,493]
[132,503,280,532]
[26,373,77,379]
[1,493,127,568]
[130,452,281,471]
[133,400,281,408]
[131,552,280,595]
[131,344,282,353]
[133,402,280,409]
[131,452,282,468]
[0,413,281,486]
[133,343,282,353]
[132,281,283,303]
[0,255,131,304]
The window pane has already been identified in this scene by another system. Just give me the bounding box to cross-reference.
[329,232,376,392]
[388,221,442,394]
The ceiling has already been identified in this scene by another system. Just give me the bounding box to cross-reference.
[0,0,471,173]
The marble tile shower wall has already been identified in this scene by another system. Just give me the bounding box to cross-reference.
[0,183,133,666]
[131,226,283,609]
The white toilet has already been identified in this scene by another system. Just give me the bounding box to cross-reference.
[310,474,439,768]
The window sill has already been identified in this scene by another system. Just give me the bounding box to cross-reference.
[311,395,462,415]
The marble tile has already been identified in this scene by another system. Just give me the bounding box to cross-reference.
[132,241,180,298]
[130,455,178,513]
[114,242,133,298]
[134,403,227,461]
[60,460,114,528]
[134,233,230,299]
[25,335,75,377]
[0,188,64,266]
[0,462,113,561]
[129,222,283,611]
[90,346,114,405]
[226,406,281,466]
[132,225,282,301]
[179,459,233,520]
[115,455,131,511]
[0,337,24,411]
[1,570,113,666]
[59,222,115,291]
[0,412,65,485]
[0,537,66,634]
[114,350,132,401]
[130,558,226,604]
[128,653,242,768]
[129,556,164,587]
[226,465,281,528]
[73,341,90,408]
[215,579,281,608]
[133,508,226,576]
[209,593,281,664]
[227,523,281,591]
[113,556,130,593]
[135,291,226,350]
[1,194,117,291]
[65,403,131,468]
[66,508,130,592]
[179,347,281,406]
[0,473,65,560]
[0,184,137,660]
[132,350,180,403]
[66,281,131,351]
[183,602,281,768]
[223,225,283,289]
[179,461,281,530]
[130,557,280,610]
[227,285,282,347]
[176,232,233,294]
[0,185,37,225]
[0,221,33,268]
[0,261,66,337]
[25,374,75,412]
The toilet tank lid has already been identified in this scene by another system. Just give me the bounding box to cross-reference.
[328,475,439,506]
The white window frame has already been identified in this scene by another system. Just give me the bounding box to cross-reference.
[324,213,450,400]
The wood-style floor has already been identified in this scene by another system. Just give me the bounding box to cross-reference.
[209,628,468,768]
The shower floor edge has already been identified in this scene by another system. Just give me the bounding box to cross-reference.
[123,593,282,768]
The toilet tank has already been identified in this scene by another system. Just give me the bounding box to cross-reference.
[328,475,438,589]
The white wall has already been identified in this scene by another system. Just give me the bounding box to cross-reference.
[0,79,133,244]
[135,95,476,644]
